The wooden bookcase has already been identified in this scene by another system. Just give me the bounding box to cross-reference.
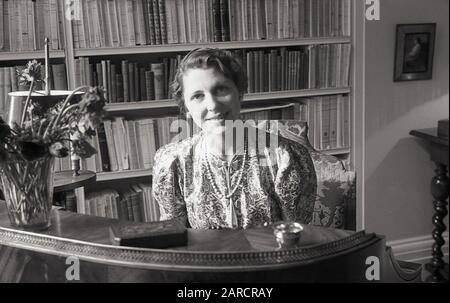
[1,0,356,220]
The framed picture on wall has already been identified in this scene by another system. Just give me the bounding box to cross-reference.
[394,23,436,81]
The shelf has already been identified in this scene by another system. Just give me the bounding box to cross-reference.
[104,87,351,113]
[96,169,152,182]
[74,37,352,57]
[320,148,351,156]
[0,50,65,62]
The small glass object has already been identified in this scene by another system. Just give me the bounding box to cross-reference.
[273,221,303,249]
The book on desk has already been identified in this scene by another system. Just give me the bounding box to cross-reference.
[109,219,187,249]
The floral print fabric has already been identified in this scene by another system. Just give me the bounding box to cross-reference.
[152,132,317,229]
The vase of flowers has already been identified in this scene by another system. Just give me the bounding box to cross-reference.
[0,60,106,230]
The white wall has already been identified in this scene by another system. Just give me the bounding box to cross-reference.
[363,0,449,241]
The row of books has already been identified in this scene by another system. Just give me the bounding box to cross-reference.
[235,44,351,93]
[74,56,180,102]
[0,0,65,52]
[70,0,351,49]
[297,94,350,150]
[229,0,351,41]
[73,44,350,104]
[0,64,67,115]
[82,185,160,223]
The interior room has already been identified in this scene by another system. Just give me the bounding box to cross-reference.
[0,0,448,284]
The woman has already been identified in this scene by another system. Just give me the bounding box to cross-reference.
[152,48,317,229]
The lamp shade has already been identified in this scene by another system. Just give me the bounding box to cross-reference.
[7,90,83,127]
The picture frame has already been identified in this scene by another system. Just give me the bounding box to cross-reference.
[394,23,436,82]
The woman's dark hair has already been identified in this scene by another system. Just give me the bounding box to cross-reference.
[171,48,247,114]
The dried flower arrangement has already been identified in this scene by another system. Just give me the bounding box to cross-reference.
[0,59,106,228]
[0,60,106,163]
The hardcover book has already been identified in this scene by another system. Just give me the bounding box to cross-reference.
[109,219,187,249]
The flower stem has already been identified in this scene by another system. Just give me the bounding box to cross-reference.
[20,80,35,127]
[53,86,89,128]
[43,86,88,139]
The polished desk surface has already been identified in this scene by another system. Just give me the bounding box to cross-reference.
[0,200,352,252]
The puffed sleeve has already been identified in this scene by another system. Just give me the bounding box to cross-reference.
[273,138,317,224]
[152,143,187,225]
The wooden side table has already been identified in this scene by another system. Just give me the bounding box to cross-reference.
[410,128,449,283]
[54,170,96,193]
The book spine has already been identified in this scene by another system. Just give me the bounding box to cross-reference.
[125,0,136,46]
[116,74,124,102]
[158,0,167,44]
[212,0,222,42]
[128,63,135,101]
[111,63,117,103]
[122,60,129,102]
[151,63,165,100]
[152,0,161,44]
[145,70,155,100]
[133,62,140,101]
[140,67,147,101]
[145,0,156,44]
[2,0,10,51]
[220,0,230,41]
[103,120,118,171]
[0,0,4,50]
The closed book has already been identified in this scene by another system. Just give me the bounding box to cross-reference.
[145,70,155,100]
[158,0,167,44]
[116,74,124,102]
[140,67,147,101]
[97,123,111,172]
[151,63,165,100]
[128,62,135,101]
[212,0,222,42]
[109,219,187,249]
[65,192,77,212]
[145,0,156,44]
[152,0,162,44]
[134,63,140,101]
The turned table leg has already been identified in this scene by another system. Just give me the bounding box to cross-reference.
[426,163,449,283]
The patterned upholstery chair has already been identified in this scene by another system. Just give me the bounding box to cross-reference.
[269,120,357,230]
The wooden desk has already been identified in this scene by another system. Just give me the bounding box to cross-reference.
[410,128,449,282]
[0,202,421,283]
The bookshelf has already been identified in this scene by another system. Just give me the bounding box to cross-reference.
[1,0,356,222]
[73,37,351,56]
[97,168,153,182]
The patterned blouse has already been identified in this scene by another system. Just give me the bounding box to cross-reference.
[152,131,317,229]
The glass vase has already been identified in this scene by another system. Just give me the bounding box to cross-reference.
[0,156,55,230]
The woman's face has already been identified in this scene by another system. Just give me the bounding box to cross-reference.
[182,67,241,135]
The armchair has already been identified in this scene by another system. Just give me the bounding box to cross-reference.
[271,120,357,230]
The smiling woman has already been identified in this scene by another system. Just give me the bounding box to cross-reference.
[152,48,317,229]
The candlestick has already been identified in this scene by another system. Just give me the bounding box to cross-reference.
[44,37,50,96]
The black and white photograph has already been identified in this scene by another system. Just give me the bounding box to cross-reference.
[394,23,436,81]
[0,0,448,289]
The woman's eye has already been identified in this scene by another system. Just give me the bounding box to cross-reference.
[191,94,204,101]
[215,87,229,95]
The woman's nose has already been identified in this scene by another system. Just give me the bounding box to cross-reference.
[205,93,220,112]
